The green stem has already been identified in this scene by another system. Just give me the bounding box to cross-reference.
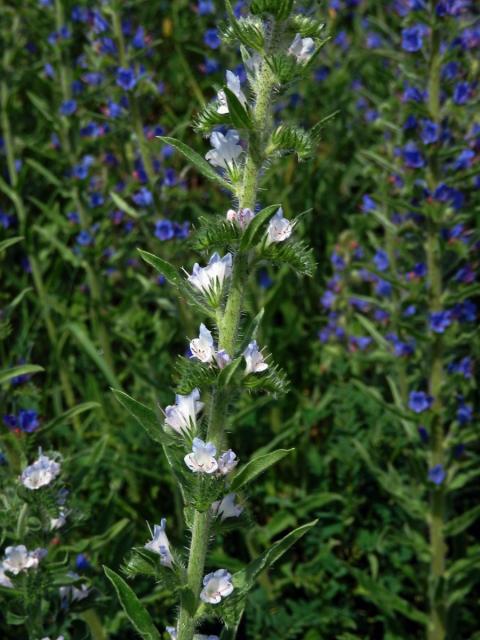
[176,26,279,640]
[0,72,80,433]
[425,15,446,640]
[53,0,116,377]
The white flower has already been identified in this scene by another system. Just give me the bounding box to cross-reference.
[217,70,248,114]
[40,637,64,640]
[243,340,268,375]
[217,450,238,475]
[184,438,218,474]
[2,545,39,575]
[190,324,215,363]
[187,252,233,297]
[205,130,243,170]
[226,207,255,230]
[212,493,243,521]
[166,630,218,640]
[0,563,13,588]
[20,454,61,490]
[60,581,90,603]
[214,349,231,369]
[50,509,68,530]
[145,518,174,567]
[200,569,234,604]
[166,628,177,640]
[266,208,293,245]
[165,388,204,435]
[288,33,315,63]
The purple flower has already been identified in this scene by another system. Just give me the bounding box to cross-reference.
[321,290,336,309]
[3,415,17,430]
[174,221,190,239]
[403,304,417,317]
[461,26,480,50]
[361,194,376,213]
[402,24,428,52]
[132,26,146,49]
[436,0,470,16]
[421,120,440,145]
[76,553,91,571]
[404,115,418,130]
[402,84,425,103]
[418,426,429,443]
[409,391,433,413]
[448,356,473,378]
[204,28,221,49]
[116,67,137,91]
[349,336,372,351]
[132,187,153,207]
[403,141,425,168]
[59,99,77,116]
[373,249,389,272]
[374,278,392,297]
[154,220,175,241]
[91,9,109,34]
[441,61,459,81]
[428,464,445,485]
[429,310,452,333]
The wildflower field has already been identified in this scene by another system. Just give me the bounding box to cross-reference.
[0,1,479,639]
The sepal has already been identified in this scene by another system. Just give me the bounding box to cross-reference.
[194,102,229,136]
[174,356,218,395]
[191,216,241,253]
[288,15,326,39]
[223,3,265,52]
[267,124,314,161]
[258,238,316,277]
[243,362,289,396]
[250,0,294,19]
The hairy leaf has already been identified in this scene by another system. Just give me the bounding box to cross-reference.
[112,389,173,446]
[230,448,294,491]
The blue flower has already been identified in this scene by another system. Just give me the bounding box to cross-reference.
[436,0,470,16]
[401,24,428,52]
[373,249,389,272]
[59,99,77,116]
[418,426,429,443]
[453,82,471,105]
[76,230,93,246]
[361,194,376,213]
[441,61,459,81]
[204,28,221,49]
[402,84,425,103]
[428,464,445,485]
[429,310,452,333]
[76,553,91,571]
[404,115,418,130]
[457,403,472,425]
[132,187,153,207]
[132,26,146,49]
[91,9,109,34]
[174,221,190,239]
[198,0,215,14]
[403,141,425,168]
[374,278,392,297]
[116,67,137,91]
[82,72,103,86]
[331,251,346,271]
[154,220,175,241]
[17,410,40,433]
[409,391,433,413]
[89,192,104,208]
[420,120,440,144]
[452,149,474,171]
[321,290,336,309]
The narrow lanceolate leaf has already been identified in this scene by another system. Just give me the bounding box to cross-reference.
[104,567,161,640]
[445,505,480,537]
[240,204,280,250]
[68,323,120,388]
[110,191,140,218]
[224,88,253,130]
[230,449,294,491]
[259,239,316,277]
[156,136,234,191]
[218,521,317,628]
[0,236,23,254]
[112,389,173,446]
[41,402,100,434]
[0,364,44,385]
[138,250,181,285]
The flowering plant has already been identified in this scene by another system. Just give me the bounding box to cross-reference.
[106,2,327,639]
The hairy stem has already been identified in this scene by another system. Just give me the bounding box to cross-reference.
[176,31,278,640]
[425,18,446,640]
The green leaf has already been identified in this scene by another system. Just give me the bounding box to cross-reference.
[35,226,81,267]
[0,236,23,254]
[224,1,265,51]
[112,389,173,446]
[0,364,43,385]
[240,204,280,250]
[230,449,294,492]
[110,191,140,218]
[191,215,240,253]
[224,88,252,130]
[103,567,161,640]
[267,125,314,161]
[41,402,100,434]
[352,569,429,625]
[156,137,233,192]
[25,158,61,187]
[173,356,217,395]
[250,0,293,18]
[68,323,120,388]
[27,91,54,122]
[355,314,389,349]
[445,505,480,537]
[138,250,181,285]
[219,520,317,627]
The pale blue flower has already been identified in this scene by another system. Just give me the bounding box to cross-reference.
[164,389,204,436]
[145,518,173,567]
[184,438,218,474]
[244,340,268,374]
[200,569,234,603]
